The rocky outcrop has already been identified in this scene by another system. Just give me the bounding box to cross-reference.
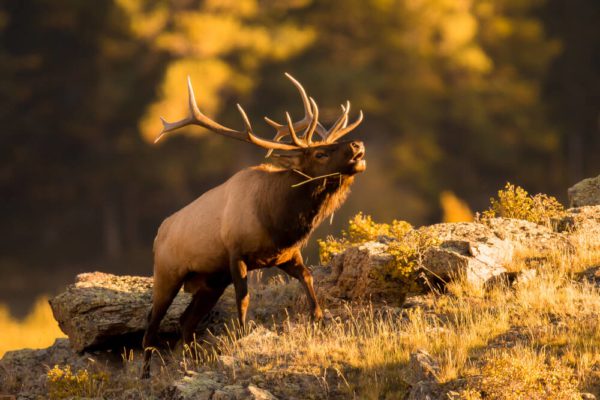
[568,175,600,207]
[321,242,406,305]
[422,222,513,286]
[482,217,573,255]
[556,205,600,237]
[0,339,89,395]
[49,272,239,352]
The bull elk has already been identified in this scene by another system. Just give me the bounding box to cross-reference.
[142,73,366,378]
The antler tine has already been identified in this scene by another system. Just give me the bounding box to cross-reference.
[285,112,308,147]
[236,104,300,151]
[326,107,364,143]
[284,72,312,119]
[155,76,249,144]
[325,101,350,141]
[156,76,302,152]
[262,73,328,144]
[304,97,320,145]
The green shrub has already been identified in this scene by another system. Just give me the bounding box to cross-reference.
[481,182,565,226]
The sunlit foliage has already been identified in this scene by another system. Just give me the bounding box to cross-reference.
[481,182,566,226]
[318,212,413,263]
[115,0,316,141]
[318,213,437,285]
[47,365,109,399]
[0,297,66,357]
[440,191,474,222]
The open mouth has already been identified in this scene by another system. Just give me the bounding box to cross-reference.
[351,150,365,162]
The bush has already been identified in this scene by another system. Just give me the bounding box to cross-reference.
[318,213,437,285]
[384,229,439,283]
[481,183,565,226]
[318,212,413,264]
[47,364,108,399]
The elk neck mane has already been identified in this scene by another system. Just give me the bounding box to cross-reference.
[254,164,354,249]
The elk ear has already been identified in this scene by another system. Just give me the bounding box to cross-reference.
[268,152,303,170]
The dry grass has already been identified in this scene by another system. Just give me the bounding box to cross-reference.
[199,229,600,398]
[3,228,600,399]
[0,296,66,357]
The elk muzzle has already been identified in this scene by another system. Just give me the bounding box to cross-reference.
[349,140,366,173]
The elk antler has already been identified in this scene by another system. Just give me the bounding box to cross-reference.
[154,76,301,151]
[154,74,363,152]
[264,73,364,150]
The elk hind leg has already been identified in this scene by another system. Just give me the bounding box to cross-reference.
[141,273,183,379]
[180,282,227,346]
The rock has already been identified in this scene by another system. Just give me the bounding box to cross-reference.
[405,350,442,400]
[568,175,600,207]
[49,272,237,352]
[406,349,440,385]
[173,372,222,400]
[171,374,278,400]
[555,205,600,238]
[247,384,278,400]
[422,222,512,287]
[0,338,87,396]
[322,242,406,305]
[481,218,573,255]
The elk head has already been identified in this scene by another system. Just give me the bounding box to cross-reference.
[154,73,366,179]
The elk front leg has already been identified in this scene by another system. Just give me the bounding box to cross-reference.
[278,251,323,320]
[229,255,249,330]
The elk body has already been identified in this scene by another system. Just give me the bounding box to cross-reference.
[142,74,366,378]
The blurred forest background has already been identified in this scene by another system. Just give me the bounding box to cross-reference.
[1,0,598,317]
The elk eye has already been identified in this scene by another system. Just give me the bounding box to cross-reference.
[315,152,328,159]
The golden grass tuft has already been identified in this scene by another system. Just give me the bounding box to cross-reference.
[0,296,66,357]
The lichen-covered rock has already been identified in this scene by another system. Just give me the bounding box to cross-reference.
[49,272,238,352]
[423,222,512,286]
[0,338,95,397]
[568,175,600,207]
[481,218,573,255]
[322,242,407,305]
[172,372,278,400]
[405,349,442,400]
[556,205,600,238]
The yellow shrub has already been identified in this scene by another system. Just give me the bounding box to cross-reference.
[47,364,109,399]
[385,229,439,283]
[318,212,413,264]
[481,182,565,226]
[318,213,437,285]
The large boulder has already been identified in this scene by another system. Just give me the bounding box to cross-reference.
[49,272,236,352]
[481,217,573,255]
[322,222,515,303]
[423,222,513,286]
[568,175,600,207]
[48,271,312,353]
[321,242,406,305]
